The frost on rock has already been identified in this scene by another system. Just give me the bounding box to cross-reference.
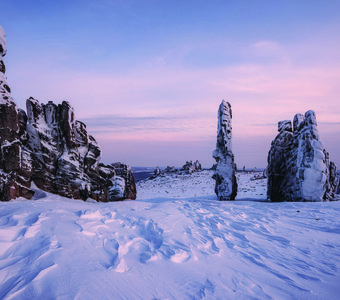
[267,110,338,202]
[212,100,237,200]
[110,162,137,200]
[0,25,34,201]
[0,25,136,202]
[109,176,125,201]
[23,98,137,202]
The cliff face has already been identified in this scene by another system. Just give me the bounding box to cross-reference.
[0,25,136,202]
[267,111,338,202]
[212,100,237,200]
[0,25,27,201]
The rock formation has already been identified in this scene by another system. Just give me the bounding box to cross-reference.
[164,166,178,173]
[110,162,136,201]
[0,25,33,201]
[180,160,202,174]
[267,110,338,202]
[0,26,136,202]
[212,100,237,200]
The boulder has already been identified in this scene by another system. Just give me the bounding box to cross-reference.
[267,110,338,202]
[212,100,237,200]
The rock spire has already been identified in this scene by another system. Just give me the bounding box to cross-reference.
[212,100,237,200]
[267,110,338,202]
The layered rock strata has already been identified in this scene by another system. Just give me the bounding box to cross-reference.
[267,111,338,202]
[0,26,136,202]
[212,100,237,200]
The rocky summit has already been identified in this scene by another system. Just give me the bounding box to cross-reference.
[212,100,237,200]
[0,26,136,202]
[267,110,338,202]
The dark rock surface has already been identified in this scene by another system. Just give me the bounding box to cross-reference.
[212,100,237,200]
[267,110,338,202]
[0,26,136,202]
[0,25,33,201]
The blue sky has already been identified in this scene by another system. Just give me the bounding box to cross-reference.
[2,0,340,167]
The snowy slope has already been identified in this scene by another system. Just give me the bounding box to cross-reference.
[0,172,340,299]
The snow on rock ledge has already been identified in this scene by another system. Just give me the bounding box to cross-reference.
[0,25,136,202]
[267,110,338,202]
[212,100,237,200]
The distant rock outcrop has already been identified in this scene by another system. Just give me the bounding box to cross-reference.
[212,100,237,200]
[150,161,202,180]
[0,26,136,202]
[267,111,338,202]
[180,160,202,174]
[164,166,178,173]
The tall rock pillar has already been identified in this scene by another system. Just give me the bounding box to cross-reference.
[212,100,237,200]
[0,26,22,201]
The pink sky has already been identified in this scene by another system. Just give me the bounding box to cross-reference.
[3,1,340,167]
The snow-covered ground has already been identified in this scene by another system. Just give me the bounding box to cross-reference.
[1,171,340,299]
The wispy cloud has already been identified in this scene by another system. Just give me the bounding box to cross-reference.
[6,32,340,166]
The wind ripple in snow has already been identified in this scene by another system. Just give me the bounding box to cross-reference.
[0,171,339,299]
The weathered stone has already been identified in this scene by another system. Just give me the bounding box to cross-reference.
[267,110,338,202]
[212,100,237,200]
[110,162,137,200]
[0,26,136,202]
[0,25,34,201]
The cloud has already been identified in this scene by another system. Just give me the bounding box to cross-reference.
[6,32,340,167]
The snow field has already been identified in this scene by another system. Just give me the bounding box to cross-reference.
[0,171,339,299]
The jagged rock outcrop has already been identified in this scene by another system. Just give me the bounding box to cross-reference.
[22,97,110,201]
[22,98,137,202]
[267,110,338,202]
[0,25,34,201]
[164,166,178,173]
[212,100,237,200]
[153,166,164,177]
[180,160,202,174]
[0,26,136,202]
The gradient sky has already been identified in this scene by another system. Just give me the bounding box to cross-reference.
[2,0,340,168]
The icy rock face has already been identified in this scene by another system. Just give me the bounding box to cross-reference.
[212,100,237,200]
[267,110,338,202]
[0,26,34,201]
[24,97,113,201]
[109,177,125,200]
[110,162,137,201]
[0,26,136,202]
